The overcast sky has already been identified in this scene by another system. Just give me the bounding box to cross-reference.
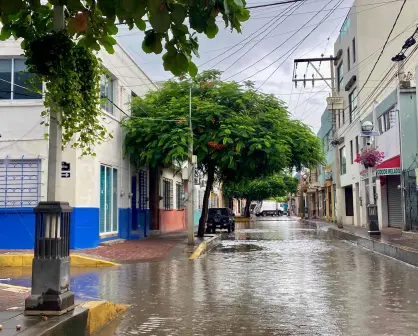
[116,0,358,133]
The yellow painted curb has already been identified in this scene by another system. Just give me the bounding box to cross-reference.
[0,254,119,268]
[80,300,128,335]
[189,241,207,260]
[70,255,119,267]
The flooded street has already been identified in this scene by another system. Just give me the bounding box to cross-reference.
[7,218,418,335]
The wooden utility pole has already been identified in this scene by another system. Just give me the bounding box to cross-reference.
[292,56,343,227]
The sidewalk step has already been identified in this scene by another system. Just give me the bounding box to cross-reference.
[100,239,126,247]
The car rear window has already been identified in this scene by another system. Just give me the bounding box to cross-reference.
[209,208,228,216]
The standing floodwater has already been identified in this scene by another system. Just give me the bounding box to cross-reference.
[6,218,418,335]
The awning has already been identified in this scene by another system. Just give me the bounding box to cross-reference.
[376,155,401,176]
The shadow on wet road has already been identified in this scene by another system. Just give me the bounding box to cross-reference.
[6,218,418,335]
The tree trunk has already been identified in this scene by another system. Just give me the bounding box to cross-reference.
[149,167,161,232]
[244,198,252,217]
[198,164,215,237]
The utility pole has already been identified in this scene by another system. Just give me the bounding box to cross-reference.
[187,86,195,245]
[292,56,343,227]
[47,5,65,201]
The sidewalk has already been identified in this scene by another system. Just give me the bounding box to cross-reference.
[0,284,28,311]
[304,218,418,267]
[0,232,189,264]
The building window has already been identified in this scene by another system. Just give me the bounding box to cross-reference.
[163,178,173,210]
[347,47,350,71]
[352,38,356,63]
[0,58,42,100]
[350,140,353,164]
[355,136,359,154]
[378,107,394,134]
[349,87,358,123]
[337,63,343,91]
[100,165,118,234]
[138,170,148,209]
[176,182,184,210]
[100,74,114,113]
[339,17,350,39]
[340,146,346,175]
[0,158,41,208]
[341,109,345,125]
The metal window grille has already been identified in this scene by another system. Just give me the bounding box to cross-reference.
[0,156,41,209]
[138,170,148,209]
[163,178,173,210]
[176,182,184,209]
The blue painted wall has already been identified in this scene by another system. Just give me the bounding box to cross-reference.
[0,206,150,250]
[70,207,100,249]
[0,208,35,249]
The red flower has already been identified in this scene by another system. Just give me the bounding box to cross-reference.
[211,118,216,124]
[354,147,385,167]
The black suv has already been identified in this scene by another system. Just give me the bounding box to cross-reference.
[206,208,235,233]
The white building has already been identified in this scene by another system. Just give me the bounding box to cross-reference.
[0,39,163,249]
[332,0,418,226]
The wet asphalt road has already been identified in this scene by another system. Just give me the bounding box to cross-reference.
[8,218,418,335]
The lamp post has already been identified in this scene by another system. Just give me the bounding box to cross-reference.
[361,120,380,236]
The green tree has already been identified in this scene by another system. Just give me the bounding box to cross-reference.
[0,1,249,154]
[124,71,323,236]
[223,174,298,217]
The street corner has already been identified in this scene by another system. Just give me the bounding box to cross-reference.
[80,300,129,335]
[189,235,221,260]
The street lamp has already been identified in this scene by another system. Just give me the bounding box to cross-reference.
[361,120,380,236]
[361,120,374,132]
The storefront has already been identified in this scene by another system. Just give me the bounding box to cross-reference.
[376,156,403,228]
[324,166,334,221]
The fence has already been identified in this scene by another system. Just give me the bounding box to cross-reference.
[0,156,42,211]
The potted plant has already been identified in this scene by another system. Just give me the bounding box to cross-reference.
[354,148,385,168]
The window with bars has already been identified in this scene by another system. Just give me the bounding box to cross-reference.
[138,170,148,209]
[0,158,41,208]
[163,178,173,210]
[176,182,184,210]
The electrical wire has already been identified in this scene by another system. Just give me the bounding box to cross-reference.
[256,0,345,89]
[224,0,339,82]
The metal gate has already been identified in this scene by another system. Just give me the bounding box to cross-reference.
[387,175,403,228]
[403,168,418,231]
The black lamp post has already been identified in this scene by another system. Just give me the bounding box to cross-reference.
[24,201,75,315]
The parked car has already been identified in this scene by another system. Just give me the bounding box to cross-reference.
[206,208,235,233]
[255,200,284,216]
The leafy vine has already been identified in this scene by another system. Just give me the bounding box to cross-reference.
[23,31,112,156]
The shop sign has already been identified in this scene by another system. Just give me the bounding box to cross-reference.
[376,167,401,176]
[325,171,332,180]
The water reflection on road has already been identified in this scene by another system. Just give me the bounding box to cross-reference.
[11,218,418,335]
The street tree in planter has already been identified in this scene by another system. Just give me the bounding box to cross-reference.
[0,0,250,153]
[223,174,298,217]
[124,71,323,236]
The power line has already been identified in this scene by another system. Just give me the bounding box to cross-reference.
[218,1,306,73]
[257,0,344,89]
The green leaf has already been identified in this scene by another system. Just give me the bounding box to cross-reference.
[170,4,186,25]
[135,18,147,31]
[205,21,219,39]
[107,24,118,35]
[148,8,171,34]
[97,0,117,18]
[0,28,12,41]
[142,30,163,54]
[233,0,244,6]
[188,61,198,77]
[236,9,250,22]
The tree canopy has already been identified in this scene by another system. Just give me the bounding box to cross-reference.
[0,0,250,77]
[124,70,323,235]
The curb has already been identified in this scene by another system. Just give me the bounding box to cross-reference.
[235,217,250,222]
[189,235,221,260]
[304,219,418,267]
[80,300,128,335]
[0,254,119,268]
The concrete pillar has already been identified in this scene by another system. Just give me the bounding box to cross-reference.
[377,178,388,229]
